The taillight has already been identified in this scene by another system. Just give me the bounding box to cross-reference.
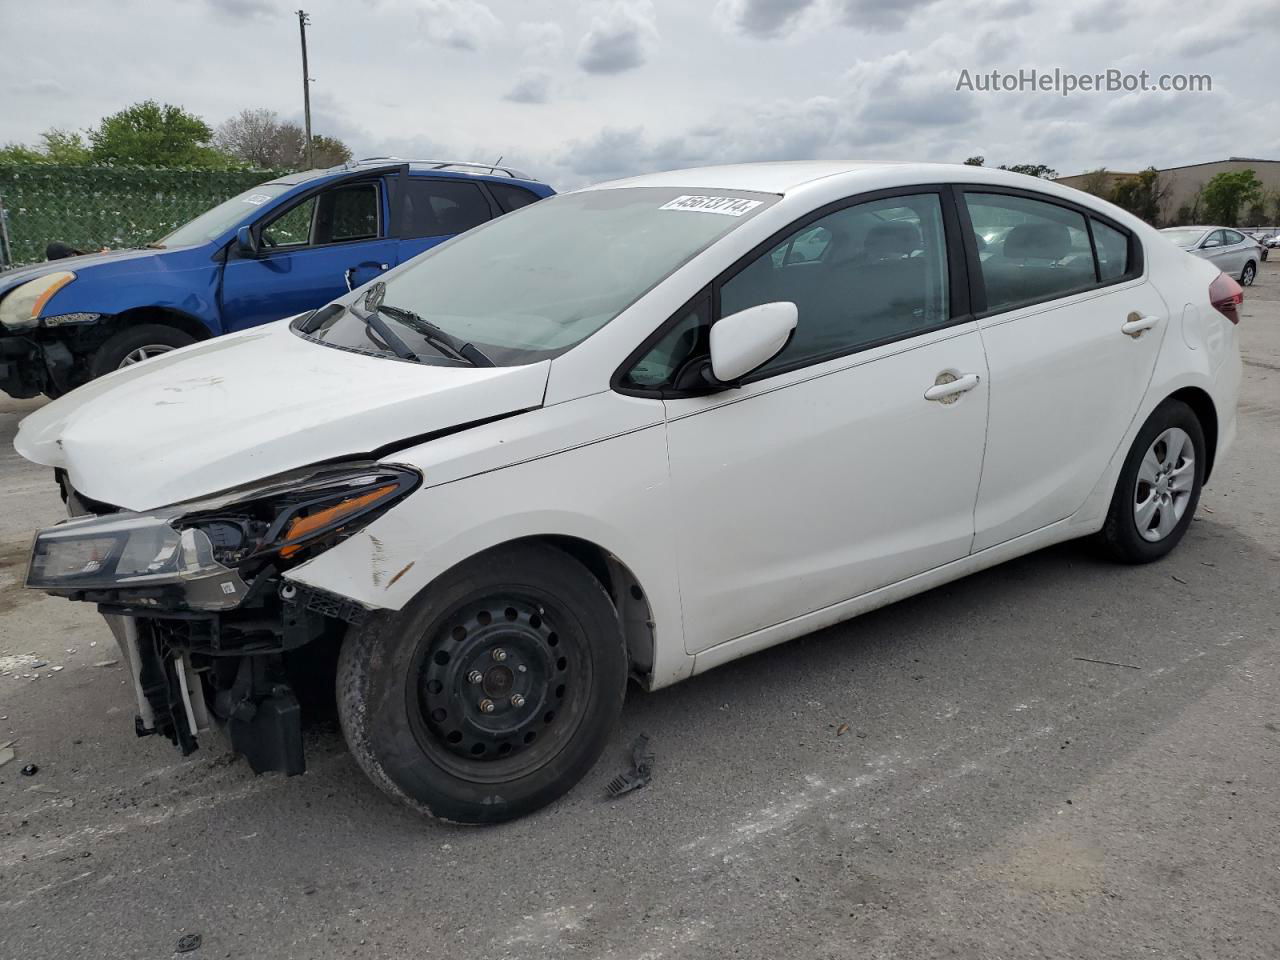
[1209,272,1243,325]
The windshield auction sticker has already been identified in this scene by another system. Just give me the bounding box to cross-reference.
[659,195,764,216]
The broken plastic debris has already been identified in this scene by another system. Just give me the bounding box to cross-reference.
[93,659,120,668]
[836,723,850,736]
[20,763,39,776]
[605,734,654,799]
[176,933,202,953]
[0,744,14,768]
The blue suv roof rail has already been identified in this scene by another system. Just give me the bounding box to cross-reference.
[348,157,538,181]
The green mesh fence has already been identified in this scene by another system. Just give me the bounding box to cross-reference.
[0,165,287,267]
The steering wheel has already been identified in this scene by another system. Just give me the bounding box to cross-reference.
[261,231,279,249]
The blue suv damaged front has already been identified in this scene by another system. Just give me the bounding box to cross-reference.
[0,159,554,398]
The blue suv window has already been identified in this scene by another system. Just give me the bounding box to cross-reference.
[261,181,380,248]
[399,179,492,239]
[489,182,541,213]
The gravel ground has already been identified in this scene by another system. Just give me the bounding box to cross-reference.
[1,262,1278,959]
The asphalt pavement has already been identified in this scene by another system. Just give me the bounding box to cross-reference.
[1,263,1278,959]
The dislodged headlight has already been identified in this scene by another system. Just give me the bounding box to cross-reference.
[26,513,249,610]
[25,463,420,610]
[0,271,76,331]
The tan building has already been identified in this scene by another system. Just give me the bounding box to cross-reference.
[1057,157,1280,227]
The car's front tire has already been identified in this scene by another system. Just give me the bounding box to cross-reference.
[336,542,627,824]
[1098,399,1205,564]
[88,324,196,379]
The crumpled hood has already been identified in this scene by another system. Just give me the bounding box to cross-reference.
[0,248,159,298]
[14,320,550,511]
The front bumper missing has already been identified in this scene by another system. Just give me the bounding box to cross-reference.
[0,334,72,398]
[94,581,368,776]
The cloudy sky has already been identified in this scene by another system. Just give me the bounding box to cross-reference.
[1,0,1276,188]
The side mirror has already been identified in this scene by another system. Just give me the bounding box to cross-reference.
[236,225,260,257]
[708,301,797,383]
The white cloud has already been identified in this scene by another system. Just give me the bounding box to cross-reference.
[517,21,565,58]
[504,70,552,104]
[715,0,816,39]
[413,0,501,51]
[576,1,659,75]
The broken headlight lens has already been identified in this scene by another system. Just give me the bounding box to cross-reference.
[175,463,421,568]
[25,463,420,610]
[26,513,248,610]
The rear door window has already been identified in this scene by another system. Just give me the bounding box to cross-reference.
[963,193,1096,312]
[1091,218,1130,280]
[399,179,493,238]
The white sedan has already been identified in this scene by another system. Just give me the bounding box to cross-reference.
[16,162,1243,823]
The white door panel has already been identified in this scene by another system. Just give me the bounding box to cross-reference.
[972,280,1167,551]
[665,325,989,653]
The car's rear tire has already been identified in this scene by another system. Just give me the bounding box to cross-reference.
[1098,399,1205,564]
[336,542,627,824]
[88,324,196,379]
[1240,261,1257,286]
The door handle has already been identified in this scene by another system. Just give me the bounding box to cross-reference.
[344,263,391,291]
[1121,312,1160,338]
[924,372,980,403]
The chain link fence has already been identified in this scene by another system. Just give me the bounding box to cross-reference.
[0,164,286,268]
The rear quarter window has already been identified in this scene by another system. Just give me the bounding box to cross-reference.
[489,183,542,214]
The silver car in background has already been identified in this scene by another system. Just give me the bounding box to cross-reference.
[1160,226,1262,286]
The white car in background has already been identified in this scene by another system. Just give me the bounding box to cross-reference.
[16,163,1244,823]
[1161,225,1263,285]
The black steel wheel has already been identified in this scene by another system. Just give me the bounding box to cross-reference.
[337,542,627,823]
[409,592,586,779]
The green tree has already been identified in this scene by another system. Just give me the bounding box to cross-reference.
[1077,168,1112,198]
[40,129,90,164]
[1110,167,1168,226]
[0,128,91,165]
[215,107,353,170]
[999,163,1057,179]
[310,134,353,168]
[963,155,985,166]
[0,142,46,164]
[1246,203,1267,226]
[88,100,228,167]
[1200,169,1263,227]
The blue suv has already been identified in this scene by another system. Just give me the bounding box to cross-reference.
[0,159,554,398]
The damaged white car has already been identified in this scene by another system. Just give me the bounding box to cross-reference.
[16,163,1242,823]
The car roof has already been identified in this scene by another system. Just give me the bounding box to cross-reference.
[580,161,1090,197]
[266,158,544,189]
[582,162,907,195]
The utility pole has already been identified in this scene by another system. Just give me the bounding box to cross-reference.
[297,9,313,168]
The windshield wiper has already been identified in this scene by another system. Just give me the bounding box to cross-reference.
[376,302,496,368]
[351,300,420,362]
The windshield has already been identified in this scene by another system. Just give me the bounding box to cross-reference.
[155,182,293,247]
[1161,228,1206,247]
[298,187,777,365]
